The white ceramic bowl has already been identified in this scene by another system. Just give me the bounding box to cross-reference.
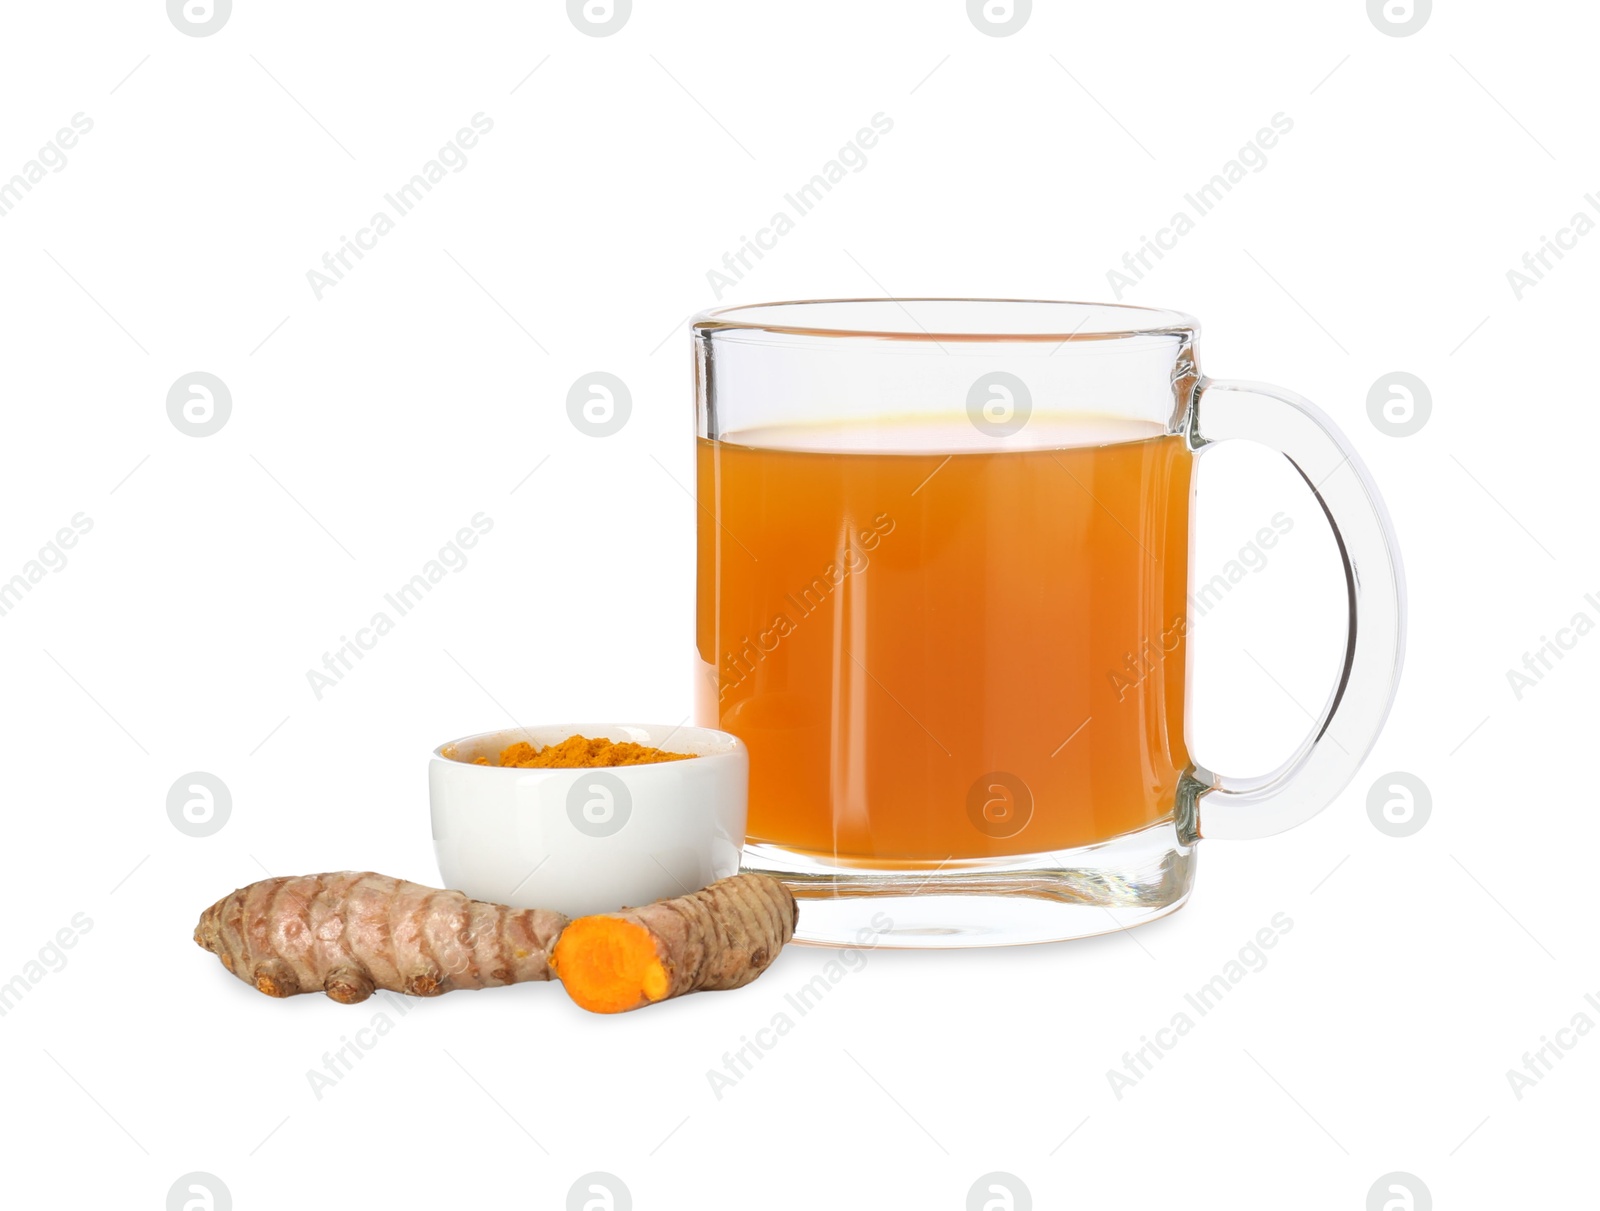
[430,723,747,918]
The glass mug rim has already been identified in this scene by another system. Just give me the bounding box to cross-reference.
[693,297,1200,345]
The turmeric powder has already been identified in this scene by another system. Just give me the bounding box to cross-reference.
[473,734,695,769]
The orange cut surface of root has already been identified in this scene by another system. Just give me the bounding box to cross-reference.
[551,916,670,1014]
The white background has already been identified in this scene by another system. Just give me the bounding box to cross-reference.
[1,1,1591,1207]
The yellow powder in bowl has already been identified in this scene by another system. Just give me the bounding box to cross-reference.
[473,734,695,769]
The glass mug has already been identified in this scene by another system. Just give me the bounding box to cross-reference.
[691,299,1404,947]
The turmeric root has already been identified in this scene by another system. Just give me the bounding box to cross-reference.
[194,871,798,1013]
[551,873,798,1014]
[194,873,569,1002]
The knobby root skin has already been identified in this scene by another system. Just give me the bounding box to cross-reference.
[193,872,570,1003]
[551,873,798,1014]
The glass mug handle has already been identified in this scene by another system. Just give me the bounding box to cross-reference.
[1188,378,1407,840]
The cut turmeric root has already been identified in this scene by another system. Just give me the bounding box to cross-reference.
[551,874,798,1014]
[194,871,797,1013]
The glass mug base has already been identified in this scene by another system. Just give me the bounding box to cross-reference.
[743,816,1195,949]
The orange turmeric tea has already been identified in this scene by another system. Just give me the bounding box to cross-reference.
[695,420,1194,861]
